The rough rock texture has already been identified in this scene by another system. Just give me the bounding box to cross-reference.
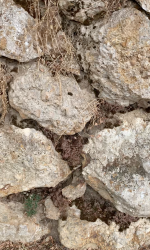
[0,0,41,62]
[74,7,150,106]
[59,0,108,24]
[0,201,49,242]
[83,110,150,217]
[62,182,86,201]
[0,125,70,197]
[9,62,94,135]
[58,206,150,250]
[45,197,60,220]
[136,0,150,13]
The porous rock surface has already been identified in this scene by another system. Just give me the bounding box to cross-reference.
[58,0,108,24]
[0,125,70,197]
[0,0,41,62]
[9,62,94,135]
[83,110,150,217]
[74,7,150,106]
[58,205,150,250]
[45,197,60,220]
[62,182,86,201]
[136,0,150,13]
[0,201,49,242]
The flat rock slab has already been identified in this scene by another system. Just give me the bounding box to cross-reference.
[0,0,41,62]
[0,126,70,197]
[9,62,94,135]
[58,206,150,250]
[0,201,49,242]
[76,7,150,106]
[83,110,150,217]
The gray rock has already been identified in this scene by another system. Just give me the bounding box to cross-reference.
[83,110,150,217]
[58,0,108,24]
[45,197,60,220]
[0,201,49,242]
[0,0,41,62]
[62,182,86,201]
[136,0,150,13]
[0,126,70,197]
[58,205,150,249]
[74,7,150,106]
[9,62,94,135]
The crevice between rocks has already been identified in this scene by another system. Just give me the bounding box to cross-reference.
[73,185,140,232]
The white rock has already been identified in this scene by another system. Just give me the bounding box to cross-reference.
[45,197,60,220]
[0,201,49,242]
[136,0,150,13]
[83,110,150,217]
[0,125,70,197]
[62,182,86,201]
[9,62,94,135]
[59,208,150,249]
[75,8,150,106]
[0,0,42,62]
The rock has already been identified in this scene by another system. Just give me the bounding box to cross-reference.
[83,110,150,217]
[45,197,60,220]
[0,201,49,242]
[62,182,86,201]
[136,0,150,13]
[9,62,94,135]
[0,0,41,62]
[58,0,108,24]
[58,206,150,250]
[0,125,70,197]
[74,7,150,106]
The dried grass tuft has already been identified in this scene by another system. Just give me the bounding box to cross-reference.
[28,0,79,75]
[106,0,129,16]
[0,63,12,124]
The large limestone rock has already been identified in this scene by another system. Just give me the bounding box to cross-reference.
[0,0,41,62]
[9,62,94,135]
[0,126,70,197]
[58,0,108,24]
[83,110,150,217]
[136,0,150,13]
[58,205,150,250]
[0,201,49,242]
[75,8,150,106]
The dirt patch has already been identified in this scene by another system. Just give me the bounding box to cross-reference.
[139,246,150,250]
[74,187,139,232]
[56,134,88,168]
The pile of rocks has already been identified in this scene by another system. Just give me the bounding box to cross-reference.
[0,0,150,249]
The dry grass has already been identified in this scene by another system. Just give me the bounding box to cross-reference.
[0,63,12,124]
[28,0,79,76]
[106,0,129,16]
